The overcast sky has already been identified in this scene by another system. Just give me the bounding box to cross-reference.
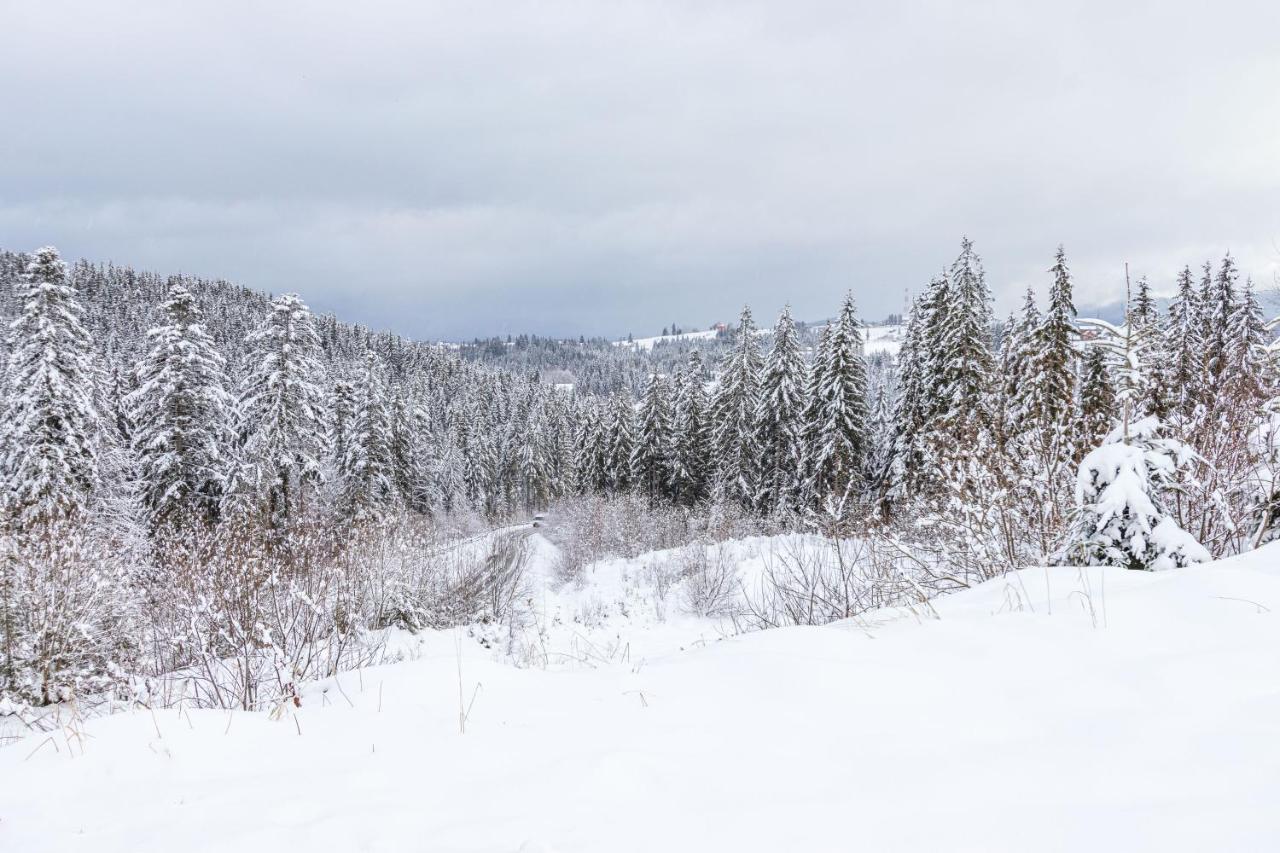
[3,1,1279,339]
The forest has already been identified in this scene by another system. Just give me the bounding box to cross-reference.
[1,238,1276,712]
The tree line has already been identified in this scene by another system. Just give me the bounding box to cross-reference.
[1,238,1277,707]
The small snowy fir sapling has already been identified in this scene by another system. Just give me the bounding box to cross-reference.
[1056,417,1209,570]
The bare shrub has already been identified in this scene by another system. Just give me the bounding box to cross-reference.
[679,543,740,618]
[545,493,770,583]
[0,519,141,706]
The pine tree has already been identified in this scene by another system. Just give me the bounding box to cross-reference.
[1022,246,1078,457]
[602,393,636,492]
[1129,276,1169,421]
[754,306,808,514]
[929,240,995,472]
[1076,346,1115,452]
[1203,254,1239,392]
[886,293,935,502]
[668,352,711,505]
[339,351,396,519]
[710,306,763,507]
[0,248,102,529]
[864,380,895,494]
[125,282,232,528]
[1221,278,1269,413]
[630,373,673,503]
[1001,288,1041,442]
[1056,418,1209,571]
[226,293,328,526]
[572,403,606,494]
[329,378,357,473]
[1165,266,1205,422]
[803,293,870,506]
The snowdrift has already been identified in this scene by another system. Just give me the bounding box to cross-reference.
[3,540,1280,852]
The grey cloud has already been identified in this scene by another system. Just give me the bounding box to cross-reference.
[2,0,1279,339]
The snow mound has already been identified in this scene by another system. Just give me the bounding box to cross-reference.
[4,542,1280,852]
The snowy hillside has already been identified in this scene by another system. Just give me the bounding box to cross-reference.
[615,322,903,357]
[4,536,1280,853]
[613,328,723,351]
[863,322,905,356]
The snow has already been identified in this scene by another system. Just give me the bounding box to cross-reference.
[613,328,722,351]
[862,322,904,356]
[5,536,1280,852]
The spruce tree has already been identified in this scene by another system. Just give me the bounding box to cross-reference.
[1056,418,1209,571]
[886,294,934,502]
[803,293,870,506]
[1023,246,1078,457]
[0,247,102,529]
[1002,287,1041,442]
[126,282,232,528]
[668,352,711,505]
[754,306,808,514]
[572,404,606,494]
[1129,276,1169,421]
[929,240,995,472]
[1165,266,1205,422]
[630,373,673,503]
[603,393,636,493]
[1203,255,1239,391]
[710,306,763,507]
[226,293,328,526]
[329,378,357,473]
[1221,278,1270,413]
[339,351,396,519]
[1076,346,1116,452]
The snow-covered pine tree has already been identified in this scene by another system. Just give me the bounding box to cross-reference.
[386,389,417,507]
[1022,246,1078,463]
[754,306,808,514]
[803,293,870,508]
[225,293,328,527]
[885,291,936,503]
[603,392,636,493]
[0,248,102,529]
[1000,287,1041,445]
[630,372,673,503]
[339,350,397,520]
[1221,278,1270,415]
[329,378,357,473]
[0,250,146,706]
[1055,417,1209,571]
[1076,346,1116,452]
[864,380,895,495]
[1165,265,1205,423]
[1129,276,1170,422]
[709,306,763,507]
[1203,255,1239,395]
[929,239,995,471]
[572,403,606,495]
[668,351,711,505]
[125,281,232,529]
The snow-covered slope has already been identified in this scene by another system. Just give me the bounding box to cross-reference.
[613,328,722,351]
[863,322,905,356]
[4,540,1280,852]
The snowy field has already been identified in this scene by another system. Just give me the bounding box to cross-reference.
[863,322,905,357]
[612,328,723,351]
[3,536,1280,852]
[614,323,904,357]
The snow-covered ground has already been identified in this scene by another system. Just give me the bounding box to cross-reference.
[613,328,723,351]
[863,322,905,356]
[4,536,1280,852]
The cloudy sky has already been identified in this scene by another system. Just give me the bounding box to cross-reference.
[3,1,1279,339]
